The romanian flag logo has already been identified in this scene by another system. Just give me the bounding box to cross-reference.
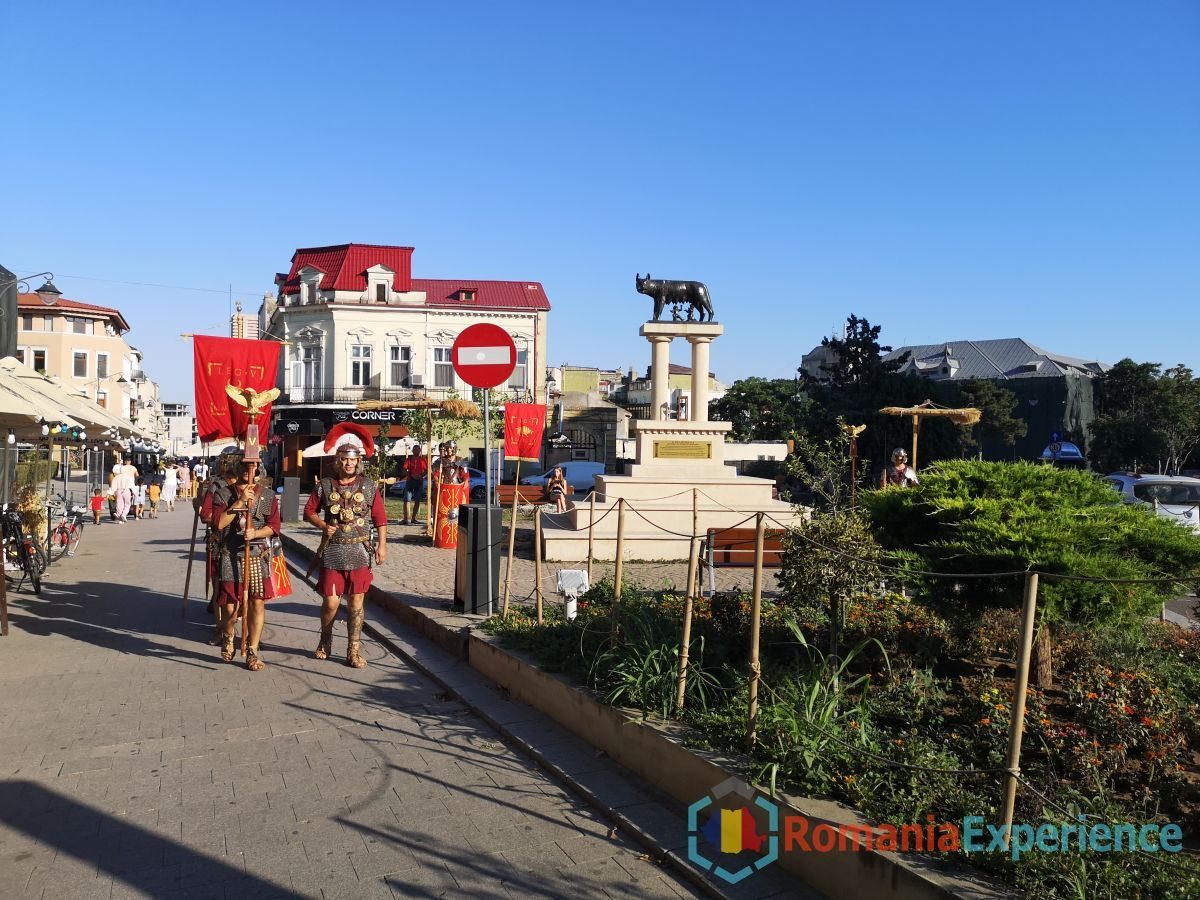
[701,807,768,854]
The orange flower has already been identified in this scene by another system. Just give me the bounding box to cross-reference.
[980,718,991,727]
[1140,716,1154,727]
[1085,692,1098,700]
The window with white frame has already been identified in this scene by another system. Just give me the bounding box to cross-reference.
[389,346,412,387]
[20,314,31,331]
[508,349,528,392]
[433,347,454,388]
[69,316,87,334]
[73,351,88,378]
[96,353,109,379]
[350,344,373,387]
[31,348,46,371]
[43,315,53,331]
[97,390,107,408]
[375,282,388,303]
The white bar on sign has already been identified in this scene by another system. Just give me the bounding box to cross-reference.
[457,346,511,366]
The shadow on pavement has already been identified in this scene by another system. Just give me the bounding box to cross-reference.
[0,781,301,898]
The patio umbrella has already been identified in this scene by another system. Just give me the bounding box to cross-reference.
[878,399,981,470]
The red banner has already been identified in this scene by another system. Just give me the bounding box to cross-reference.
[503,403,545,462]
[194,336,281,443]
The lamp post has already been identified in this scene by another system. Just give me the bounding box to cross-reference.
[0,270,54,359]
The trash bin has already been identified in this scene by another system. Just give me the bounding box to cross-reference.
[281,477,301,522]
[454,503,503,614]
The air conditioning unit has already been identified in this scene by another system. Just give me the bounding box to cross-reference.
[409,374,425,387]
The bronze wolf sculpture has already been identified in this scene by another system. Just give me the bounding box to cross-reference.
[635,273,714,322]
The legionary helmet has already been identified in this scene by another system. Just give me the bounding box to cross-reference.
[891,447,909,464]
[325,422,375,467]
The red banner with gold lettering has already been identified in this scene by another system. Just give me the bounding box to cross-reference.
[503,403,545,462]
[194,336,281,442]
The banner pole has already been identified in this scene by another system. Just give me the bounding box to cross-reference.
[502,459,520,617]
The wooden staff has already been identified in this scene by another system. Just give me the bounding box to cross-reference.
[425,409,434,537]
[675,489,699,712]
[501,459,521,616]
[587,491,595,586]
[239,458,258,658]
[534,506,544,626]
[746,512,765,749]
[1001,571,1039,845]
[181,504,201,618]
[612,498,625,639]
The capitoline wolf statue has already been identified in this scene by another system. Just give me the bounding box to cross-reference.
[635,273,714,323]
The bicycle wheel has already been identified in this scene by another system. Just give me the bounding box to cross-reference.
[25,541,44,594]
[67,522,83,556]
[3,537,22,587]
[48,526,70,562]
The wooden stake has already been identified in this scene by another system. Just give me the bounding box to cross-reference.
[425,409,434,537]
[501,459,521,617]
[1000,571,1039,844]
[612,498,625,637]
[911,414,921,471]
[586,490,595,586]
[746,512,766,749]
[534,506,543,626]
[676,489,701,713]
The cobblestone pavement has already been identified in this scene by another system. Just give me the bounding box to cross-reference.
[0,509,714,899]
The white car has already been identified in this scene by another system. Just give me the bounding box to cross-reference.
[1104,473,1200,533]
[520,461,605,494]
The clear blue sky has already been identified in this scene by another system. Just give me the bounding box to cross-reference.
[3,1,1197,402]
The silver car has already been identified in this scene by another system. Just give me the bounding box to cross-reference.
[1104,473,1200,533]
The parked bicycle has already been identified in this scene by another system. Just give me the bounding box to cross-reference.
[2,505,45,595]
[47,495,87,561]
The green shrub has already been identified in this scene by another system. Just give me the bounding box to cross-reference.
[862,460,1200,629]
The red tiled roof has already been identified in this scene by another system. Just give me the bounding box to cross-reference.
[277,243,550,311]
[18,294,130,332]
[279,243,414,294]
[413,278,550,311]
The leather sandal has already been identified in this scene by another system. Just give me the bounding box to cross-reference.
[314,627,333,661]
[220,632,235,662]
[246,647,265,671]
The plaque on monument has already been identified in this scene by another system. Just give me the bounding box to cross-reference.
[653,441,712,460]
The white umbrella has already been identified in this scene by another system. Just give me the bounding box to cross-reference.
[302,435,415,458]
[176,438,239,458]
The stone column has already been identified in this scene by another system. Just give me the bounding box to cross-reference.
[688,337,713,422]
[648,335,672,420]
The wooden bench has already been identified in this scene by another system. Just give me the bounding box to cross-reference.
[496,484,551,508]
[705,527,786,568]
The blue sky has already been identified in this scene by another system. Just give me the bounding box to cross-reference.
[3,1,1197,402]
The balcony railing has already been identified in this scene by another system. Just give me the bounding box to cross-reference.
[281,386,534,406]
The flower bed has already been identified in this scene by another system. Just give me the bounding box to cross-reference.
[484,582,1200,898]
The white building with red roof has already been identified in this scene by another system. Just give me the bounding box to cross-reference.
[262,243,551,476]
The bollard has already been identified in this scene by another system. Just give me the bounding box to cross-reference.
[746,512,766,749]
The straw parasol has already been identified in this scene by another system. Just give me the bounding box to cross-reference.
[878,399,981,469]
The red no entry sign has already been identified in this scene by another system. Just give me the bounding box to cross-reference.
[452,323,517,389]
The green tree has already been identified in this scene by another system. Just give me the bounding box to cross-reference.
[954,379,1027,457]
[814,314,908,392]
[1089,359,1200,473]
[710,377,807,441]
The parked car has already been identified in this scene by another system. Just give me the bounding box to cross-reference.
[1103,473,1200,533]
[520,461,605,495]
[386,467,488,502]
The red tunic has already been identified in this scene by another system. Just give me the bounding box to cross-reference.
[304,479,387,597]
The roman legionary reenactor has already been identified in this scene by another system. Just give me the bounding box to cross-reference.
[210,458,282,670]
[196,447,241,645]
[304,423,388,668]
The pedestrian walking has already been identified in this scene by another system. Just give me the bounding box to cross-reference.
[211,458,281,671]
[303,423,387,668]
[112,457,137,523]
[148,480,161,518]
[89,488,104,525]
[163,463,178,512]
[178,463,191,500]
[134,478,147,519]
[400,444,427,525]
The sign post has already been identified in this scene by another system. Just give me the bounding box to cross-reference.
[452,324,517,617]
